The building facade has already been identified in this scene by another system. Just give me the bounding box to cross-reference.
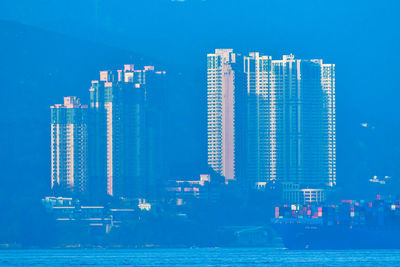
[207,49,246,182]
[243,53,336,190]
[51,97,88,195]
[89,65,166,199]
[207,50,336,197]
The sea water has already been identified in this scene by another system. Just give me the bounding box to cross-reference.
[1,248,400,266]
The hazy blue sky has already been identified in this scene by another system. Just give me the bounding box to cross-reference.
[1,0,400,195]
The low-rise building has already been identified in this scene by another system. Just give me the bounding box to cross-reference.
[166,174,221,204]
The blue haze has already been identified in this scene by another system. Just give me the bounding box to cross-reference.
[0,0,399,246]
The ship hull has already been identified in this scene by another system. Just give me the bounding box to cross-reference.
[272,223,400,249]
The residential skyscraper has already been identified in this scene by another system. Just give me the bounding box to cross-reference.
[88,79,108,200]
[207,50,336,196]
[207,49,246,182]
[89,65,167,199]
[50,97,88,196]
[244,53,336,189]
[244,53,278,187]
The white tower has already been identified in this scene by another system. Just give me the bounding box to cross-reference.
[207,49,237,181]
[50,97,88,195]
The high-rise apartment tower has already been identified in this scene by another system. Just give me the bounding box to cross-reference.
[207,50,336,192]
[207,49,246,182]
[89,65,166,199]
[50,97,88,195]
[244,53,336,188]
